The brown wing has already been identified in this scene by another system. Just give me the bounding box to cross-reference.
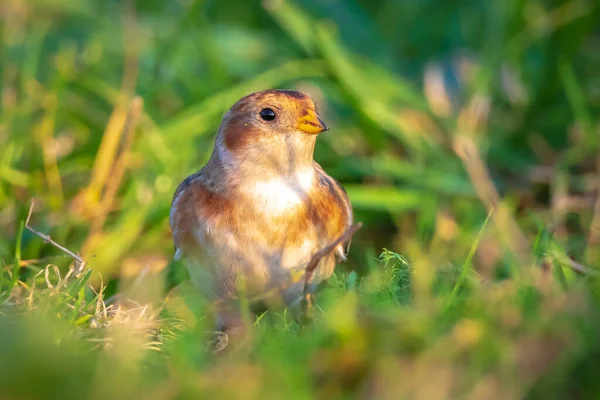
[313,163,353,260]
[170,168,235,254]
[169,171,207,258]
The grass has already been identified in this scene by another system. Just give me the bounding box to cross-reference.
[1,247,599,399]
[2,0,600,398]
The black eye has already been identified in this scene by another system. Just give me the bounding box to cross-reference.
[259,108,276,121]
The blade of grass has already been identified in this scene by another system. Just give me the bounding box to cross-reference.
[69,286,88,323]
[0,258,5,300]
[10,221,25,294]
[553,258,569,290]
[451,208,493,299]
[65,268,93,298]
[344,185,421,212]
[559,58,597,163]
[263,0,316,54]
[532,225,552,261]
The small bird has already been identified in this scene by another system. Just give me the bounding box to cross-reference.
[169,89,353,335]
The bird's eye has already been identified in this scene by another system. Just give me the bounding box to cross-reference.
[259,108,276,121]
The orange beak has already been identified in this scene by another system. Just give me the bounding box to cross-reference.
[297,109,329,135]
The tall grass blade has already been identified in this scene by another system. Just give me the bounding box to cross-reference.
[451,208,493,299]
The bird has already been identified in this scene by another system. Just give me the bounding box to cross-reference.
[169,89,353,336]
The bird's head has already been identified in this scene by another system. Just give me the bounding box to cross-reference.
[213,90,329,173]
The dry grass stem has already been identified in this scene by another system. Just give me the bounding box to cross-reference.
[25,200,87,274]
[303,222,363,294]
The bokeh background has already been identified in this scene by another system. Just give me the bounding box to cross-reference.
[2,0,600,398]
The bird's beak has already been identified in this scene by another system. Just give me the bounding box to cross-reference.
[297,109,330,135]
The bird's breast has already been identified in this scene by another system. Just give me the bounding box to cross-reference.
[246,169,315,216]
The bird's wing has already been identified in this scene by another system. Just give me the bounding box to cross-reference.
[166,172,204,291]
[313,163,354,260]
[170,170,210,249]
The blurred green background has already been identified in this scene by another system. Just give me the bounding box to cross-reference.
[2,0,599,275]
[2,0,600,398]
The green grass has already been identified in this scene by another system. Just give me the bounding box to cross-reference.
[2,0,600,398]
[1,249,600,399]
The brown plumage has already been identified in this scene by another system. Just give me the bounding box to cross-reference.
[169,89,353,333]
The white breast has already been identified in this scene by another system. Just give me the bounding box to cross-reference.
[249,169,315,215]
